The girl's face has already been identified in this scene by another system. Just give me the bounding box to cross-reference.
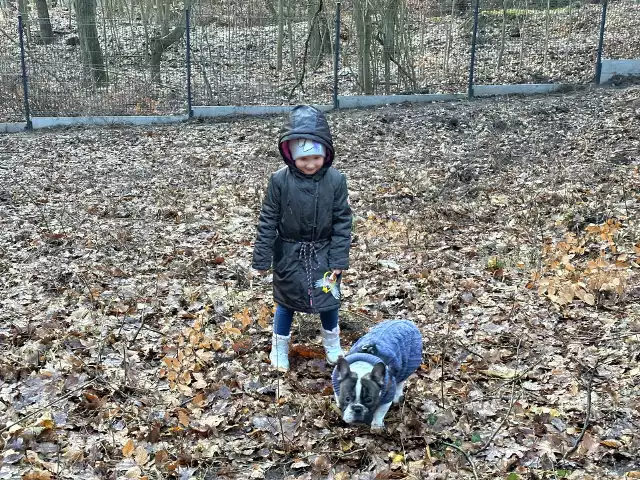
[294,155,325,175]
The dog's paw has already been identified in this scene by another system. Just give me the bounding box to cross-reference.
[392,394,404,405]
[370,422,385,435]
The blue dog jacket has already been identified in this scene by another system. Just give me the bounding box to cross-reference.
[332,320,423,404]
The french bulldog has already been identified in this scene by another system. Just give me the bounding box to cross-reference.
[331,320,423,432]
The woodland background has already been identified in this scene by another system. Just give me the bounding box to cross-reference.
[0,0,639,121]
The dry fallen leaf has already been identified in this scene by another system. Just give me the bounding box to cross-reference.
[600,439,623,448]
[122,439,135,458]
[22,471,52,480]
[135,445,149,466]
[178,410,190,427]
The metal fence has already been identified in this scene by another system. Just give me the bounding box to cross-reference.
[0,0,638,124]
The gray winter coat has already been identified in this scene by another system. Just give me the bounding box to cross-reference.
[252,105,352,313]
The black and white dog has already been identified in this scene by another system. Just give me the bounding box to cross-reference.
[331,320,423,432]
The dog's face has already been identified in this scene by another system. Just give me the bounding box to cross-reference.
[335,357,386,424]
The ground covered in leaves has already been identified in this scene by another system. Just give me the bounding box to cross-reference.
[1,85,640,480]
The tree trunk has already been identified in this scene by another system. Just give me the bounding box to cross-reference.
[150,24,185,84]
[277,0,284,71]
[354,0,373,94]
[496,0,508,71]
[543,0,550,70]
[287,0,298,79]
[382,0,399,95]
[308,0,330,69]
[77,0,108,85]
[444,0,456,73]
[34,0,53,44]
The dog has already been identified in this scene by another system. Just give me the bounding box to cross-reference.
[331,320,423,432]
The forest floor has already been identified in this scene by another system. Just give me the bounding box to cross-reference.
[1,84,640,480]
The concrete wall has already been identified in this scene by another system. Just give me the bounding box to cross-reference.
[600,59,640,84]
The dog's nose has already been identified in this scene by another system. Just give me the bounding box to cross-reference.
[352,404,364,414]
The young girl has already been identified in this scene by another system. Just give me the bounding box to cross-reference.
[252,105,352,371]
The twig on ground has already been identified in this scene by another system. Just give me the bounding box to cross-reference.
[441,442,479,480]
[0,378,96,434]
[455,338,485,361]
[130,311,146,345]
[440,324,450,409]
[473,337,523,455]
[562,358,600,460]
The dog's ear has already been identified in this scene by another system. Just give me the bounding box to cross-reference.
[370,362,386,388]
[337,357,351,381]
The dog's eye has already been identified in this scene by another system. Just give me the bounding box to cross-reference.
[345,396,352,403]
[364,397,372,404]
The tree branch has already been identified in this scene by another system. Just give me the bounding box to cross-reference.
[441,442,479,480]
[562,358,600,460]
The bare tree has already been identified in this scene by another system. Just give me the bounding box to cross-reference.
[149,0,187,84]
[34,0,54,44]
[496,0,508,70]
[354,0,373,94]
[381,0,400,94]
[277,0,284,71]
[308,0,331,68]
[76,0,108,85]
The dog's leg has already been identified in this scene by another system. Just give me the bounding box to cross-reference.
[393,381,405,405]
[370,401,392,434]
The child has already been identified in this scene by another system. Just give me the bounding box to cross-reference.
[252,105,352,372]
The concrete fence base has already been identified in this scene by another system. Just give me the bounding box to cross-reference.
[2,69,638,133]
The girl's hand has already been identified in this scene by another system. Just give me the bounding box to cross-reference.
[330,269,342,281]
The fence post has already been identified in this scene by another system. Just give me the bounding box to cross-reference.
[594,0,608,85]
[468,0,480,98]
[18,15,32,130]
[185,7,193,118]
[333,1,341,110]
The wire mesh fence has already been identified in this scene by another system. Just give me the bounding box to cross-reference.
[474,0,602,85]
[604,0,640,59]
[339,0,479,95]
[0,19,24,122]
[190,0,336,106]
[0,0,638,123]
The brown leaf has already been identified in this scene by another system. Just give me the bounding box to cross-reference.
[600,439,623,448]
[122,439,135,457]
[178,410,190,427]
[232,338,252,354]
[234,308,253,331]
[290,344,325,359]
[257,304,271,329]
[22,471,52,480]
[154,450,169,466]
[191,392,206,408]
[82,391,103,410]
[148,423,161,443]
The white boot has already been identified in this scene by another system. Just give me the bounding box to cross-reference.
[269,333,290,372]
[321,326,344,365]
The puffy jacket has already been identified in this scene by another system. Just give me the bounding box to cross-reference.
[252,105,352,313]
